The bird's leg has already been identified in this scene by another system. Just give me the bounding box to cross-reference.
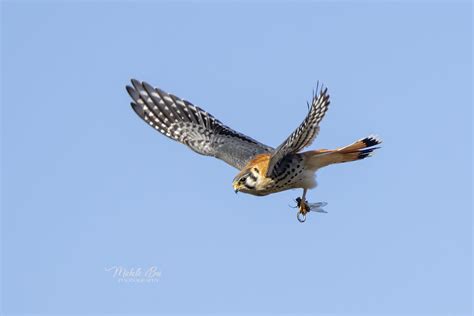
[296,189,310,222]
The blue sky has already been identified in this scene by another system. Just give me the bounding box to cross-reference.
[1,1,472,315]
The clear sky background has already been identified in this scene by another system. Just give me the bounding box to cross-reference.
[1,1,472,315]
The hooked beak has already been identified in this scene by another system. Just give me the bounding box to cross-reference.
[233,183,240,194]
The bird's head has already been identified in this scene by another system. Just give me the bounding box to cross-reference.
[232,167,261,194]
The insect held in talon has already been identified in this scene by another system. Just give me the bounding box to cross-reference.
[294,197,328,223]
[295,197,310,215]
[127,79,381,222]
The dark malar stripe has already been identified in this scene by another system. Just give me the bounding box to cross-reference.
[244,183,255,190]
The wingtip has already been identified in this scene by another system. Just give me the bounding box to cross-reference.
[126,85,140,101]
[142,81,156,95]
[130,79,143,92]
[130,101,145,117]
[125,84,134,93]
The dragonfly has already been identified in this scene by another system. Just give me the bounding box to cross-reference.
[291,198,328,223]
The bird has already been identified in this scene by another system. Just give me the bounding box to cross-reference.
[126,79,381,222]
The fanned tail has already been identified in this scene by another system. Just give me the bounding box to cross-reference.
[304,135,382,170]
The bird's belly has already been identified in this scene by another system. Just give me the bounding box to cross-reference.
[293,170,318,189]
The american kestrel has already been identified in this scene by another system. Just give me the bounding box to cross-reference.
[126,79,381,222]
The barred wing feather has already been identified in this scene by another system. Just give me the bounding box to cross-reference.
[266,85,330,177]
[126,79,272,170]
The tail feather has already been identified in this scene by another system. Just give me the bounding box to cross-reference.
[356,146,379,159]
[338,135,382,153]
[304,135,382,170]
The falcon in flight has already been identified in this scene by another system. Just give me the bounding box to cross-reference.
[126,79,381,222]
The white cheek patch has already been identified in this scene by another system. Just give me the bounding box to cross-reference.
[246,178,256,187]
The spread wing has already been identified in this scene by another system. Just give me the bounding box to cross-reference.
[266,84,330,177]
[126,79,273,170]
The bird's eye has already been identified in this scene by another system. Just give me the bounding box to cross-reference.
[239,177,246,184]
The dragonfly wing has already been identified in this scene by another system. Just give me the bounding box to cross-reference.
[312,209,328,213]
[308,201,328,213]
[308,202,328,208]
